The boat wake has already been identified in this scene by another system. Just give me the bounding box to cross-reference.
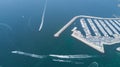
[11,51,46,59]
[52,59,84,64]
[38,0,47,31]
[11,50,97,65]
[52,59,72,63]
[0,23,12,31]
[49,54,97,59]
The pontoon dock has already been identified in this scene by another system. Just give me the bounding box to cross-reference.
[80,18,91,36]
[87,19,101,36]
[109,20,120,31]
[113,20,120,27]
[98,20,113,35]
[104,20,119,34]
[94,19,108,36]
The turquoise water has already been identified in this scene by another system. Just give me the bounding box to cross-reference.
[0,0,120,67]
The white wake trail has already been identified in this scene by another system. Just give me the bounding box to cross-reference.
[52,59,84,64]
[11,51,45,59]
[49,54,97,59]
[38,0,47,31]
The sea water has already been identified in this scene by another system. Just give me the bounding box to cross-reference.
[0,0,120,67]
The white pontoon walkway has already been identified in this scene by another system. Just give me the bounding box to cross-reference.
[80,18,91,36]
[93,19,108,36]
[109,20,120,31]
[54,15,120,53]
[113,20,120,27]
[118,20,120,23]
[104,20,119,34]
[87,19,101,36]
[98,20,113,35]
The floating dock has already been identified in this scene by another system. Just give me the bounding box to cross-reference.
[54,15,120,53]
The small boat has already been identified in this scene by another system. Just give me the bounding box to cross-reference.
[116,47,120,51]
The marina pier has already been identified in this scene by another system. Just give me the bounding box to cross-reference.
[54,15,120,53]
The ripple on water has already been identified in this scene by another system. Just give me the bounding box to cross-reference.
[88,62,99,67]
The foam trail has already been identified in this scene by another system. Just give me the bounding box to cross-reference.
[52,59,84,64]
[49,54,96,59]
[11,51,45,59]
[38,0,47,31]
[52,59,72,63]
